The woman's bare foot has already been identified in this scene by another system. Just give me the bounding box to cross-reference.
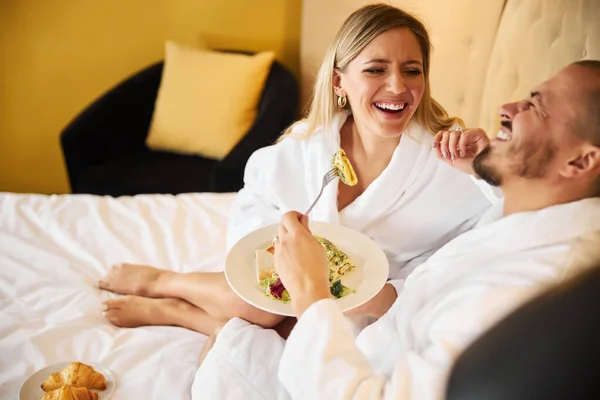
[103,295,207,331]
[98,264,172,297]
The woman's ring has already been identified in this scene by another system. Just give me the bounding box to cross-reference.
[454,126,464,134]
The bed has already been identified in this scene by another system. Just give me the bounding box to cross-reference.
[3,0,599,398]
[0,192,236,399]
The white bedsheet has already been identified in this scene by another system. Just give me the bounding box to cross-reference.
[0,192,237,400]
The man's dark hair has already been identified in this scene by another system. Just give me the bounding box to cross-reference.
[572,60,600,146]
[573,61,600,195]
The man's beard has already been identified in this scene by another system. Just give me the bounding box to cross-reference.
[473,146,502,186]
[473,141,556,187]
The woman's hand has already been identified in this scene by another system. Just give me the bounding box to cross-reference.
[273,212,331,317]
[432,127,490,176]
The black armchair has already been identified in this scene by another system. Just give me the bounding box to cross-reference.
[446,265,600,400]
[61,57,298,196]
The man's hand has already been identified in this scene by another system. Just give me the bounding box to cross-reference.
[273,212,331,317]
[433,127,489,176]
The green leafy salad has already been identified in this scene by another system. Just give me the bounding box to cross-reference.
[256,236,356,303]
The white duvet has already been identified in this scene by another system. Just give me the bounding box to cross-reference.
[0,192,236,400]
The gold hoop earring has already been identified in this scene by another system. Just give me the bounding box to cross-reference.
[337,95,347,108]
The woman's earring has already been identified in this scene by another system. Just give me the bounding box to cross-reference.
[337,95,347,108]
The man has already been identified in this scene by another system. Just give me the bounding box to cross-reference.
[191,61,600,399]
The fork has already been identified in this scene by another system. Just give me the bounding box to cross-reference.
[304,168,339,216]
[268,168,338,251]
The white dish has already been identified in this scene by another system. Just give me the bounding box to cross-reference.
[19,362,115,400]
[225,221,389,316]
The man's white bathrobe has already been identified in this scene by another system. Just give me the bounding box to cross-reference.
[226,112,491,283]
[192,197,600,399]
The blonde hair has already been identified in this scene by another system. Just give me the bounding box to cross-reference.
[282,3,461,140]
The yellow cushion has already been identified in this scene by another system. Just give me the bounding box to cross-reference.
[146,41,275,160]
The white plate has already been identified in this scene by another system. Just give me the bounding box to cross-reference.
[225,221,389,316]
[19,362,115,400]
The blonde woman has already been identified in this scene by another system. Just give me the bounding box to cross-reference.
[99,4,491,335]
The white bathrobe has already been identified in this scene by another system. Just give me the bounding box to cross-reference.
[226,112,491,283]
[192,197,600,399]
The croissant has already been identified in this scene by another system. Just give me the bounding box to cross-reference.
[41,362,106,392]
[40,385,98,400]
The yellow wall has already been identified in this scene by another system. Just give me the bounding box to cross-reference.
[0,0,302,194]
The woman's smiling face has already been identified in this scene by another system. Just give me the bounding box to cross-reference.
[334,27,425,138]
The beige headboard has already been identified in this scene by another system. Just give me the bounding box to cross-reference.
[300,0,600,135]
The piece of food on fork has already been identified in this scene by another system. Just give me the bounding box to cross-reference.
[332,149,358,186]
[263,149,356,254]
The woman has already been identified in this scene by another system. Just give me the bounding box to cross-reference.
[99,4,490,335]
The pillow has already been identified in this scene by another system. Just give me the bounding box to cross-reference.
[146,41,275,160]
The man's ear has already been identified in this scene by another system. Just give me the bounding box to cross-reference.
[563,145,600,178]
[332,68,344,97]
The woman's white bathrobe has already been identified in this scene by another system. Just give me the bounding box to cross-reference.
[226,112,491,285]
[193,197,600,400]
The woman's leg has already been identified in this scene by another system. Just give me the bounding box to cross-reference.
[102,295,222,335]
[99,264,285,330]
